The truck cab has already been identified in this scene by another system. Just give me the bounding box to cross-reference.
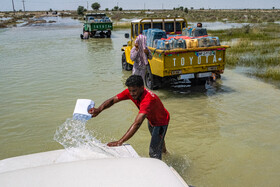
[121,18,230,89]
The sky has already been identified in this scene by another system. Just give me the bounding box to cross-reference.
[0,0,279,11]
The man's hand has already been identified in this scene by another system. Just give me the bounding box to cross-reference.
[135,43,139,51]
[88,107,100,117]
[144,48,149,55]
[107,140,123,147]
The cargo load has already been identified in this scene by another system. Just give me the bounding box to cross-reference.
[197,36,220,47]
[146,29,167,47]
[146,27,220,49]
[82,13,113,38]
[156,39,173,50]
[182,27,208,37]
[121,17,230,90]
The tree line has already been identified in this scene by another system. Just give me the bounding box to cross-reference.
[77,2,123,15]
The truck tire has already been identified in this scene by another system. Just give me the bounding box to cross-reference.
[106,31,111,38]
[90,31,96,37]
[100,31,105,38]
[145,65,160,90]
[122,53,132,71]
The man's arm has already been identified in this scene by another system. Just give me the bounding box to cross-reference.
[88,96,120,117]
[107,113,146,147]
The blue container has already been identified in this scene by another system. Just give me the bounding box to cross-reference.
[173,38,186,49]
[182,27,208,37]
[182,27,193,36]
[146,29,167,47]
[142,30,148,36]
[156,40,165,50]
[156,39,173,50]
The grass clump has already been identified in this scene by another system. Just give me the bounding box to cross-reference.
[255,66,280,80]
[222,23,280,83]
[210,25,271,41]
[113,22,130,29]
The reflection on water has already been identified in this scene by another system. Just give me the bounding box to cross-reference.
[84,38,113,52]
[0,19,280,187]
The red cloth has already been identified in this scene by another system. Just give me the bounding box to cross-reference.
[117,88,170,126]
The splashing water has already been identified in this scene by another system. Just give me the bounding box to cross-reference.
[54,117,122,159]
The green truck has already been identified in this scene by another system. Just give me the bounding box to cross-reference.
[82,13,113,38]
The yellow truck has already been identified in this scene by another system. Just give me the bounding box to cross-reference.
[121,18,230,89]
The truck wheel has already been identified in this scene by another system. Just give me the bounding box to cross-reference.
[106,31,111,38]
[122,53,132,71]
[90,31,96,37]
[100,31,105,38]
[145,65,160,90]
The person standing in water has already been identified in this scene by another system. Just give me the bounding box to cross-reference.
[88,75,169,160]
[130,34,153,81]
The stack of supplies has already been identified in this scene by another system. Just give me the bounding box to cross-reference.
[146,29,167,47]
[144,27,220,50]
[182,27,208,37]
[197,37,220,47]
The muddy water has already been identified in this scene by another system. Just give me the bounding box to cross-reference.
[0,18,279,187]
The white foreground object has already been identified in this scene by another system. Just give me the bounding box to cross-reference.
[0,144,138,173]
[73,99,95,121]
[0,146,188,187]
[73,99,94,116]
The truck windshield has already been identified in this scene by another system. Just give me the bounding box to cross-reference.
[165,23,174,32]
[153,23,163,29]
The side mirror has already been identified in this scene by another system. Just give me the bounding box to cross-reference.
[124,33,129,38]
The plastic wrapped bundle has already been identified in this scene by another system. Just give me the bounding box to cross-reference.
[156,40,165,50]
[197,36,220,47]
[156,40,172,50]
[182,27,193,37]
[182,27,190,36]
[197,37,210,47]
[142,30,148,36]
[209,37,220,46]
[166,40,173,50]
[146,29,159,47]
[192,27,208,37]
[173,38,186,49]
[153,39,159,49]
[183,27,208,37]
[146,29,167,47]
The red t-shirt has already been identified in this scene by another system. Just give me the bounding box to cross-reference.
[117,88,170,126]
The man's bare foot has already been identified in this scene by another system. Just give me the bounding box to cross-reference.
[162,147,168,154]
[162,141,168,154]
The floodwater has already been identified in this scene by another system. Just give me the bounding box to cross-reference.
[0,17,280,187]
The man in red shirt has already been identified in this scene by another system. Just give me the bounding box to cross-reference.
[88,75,170,159]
